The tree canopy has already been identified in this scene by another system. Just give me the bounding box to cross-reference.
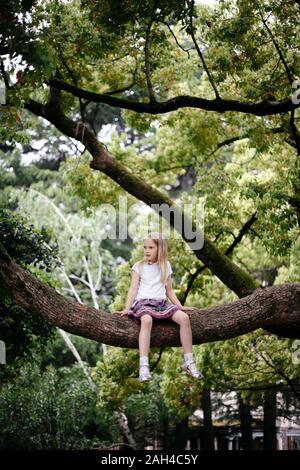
[1,0,300,346]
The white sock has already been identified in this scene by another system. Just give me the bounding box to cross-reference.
[184,353,194,364]
[140,356,149,367]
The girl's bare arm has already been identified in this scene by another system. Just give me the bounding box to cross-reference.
[125,271,140,310]
[113,270,140,315]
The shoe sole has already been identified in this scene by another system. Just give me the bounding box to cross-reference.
[138,376,152,382]
[181,365,203,379]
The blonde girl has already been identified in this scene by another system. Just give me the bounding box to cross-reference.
[115,232,202,381]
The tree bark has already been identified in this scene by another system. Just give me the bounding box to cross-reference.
[1,243,300,346]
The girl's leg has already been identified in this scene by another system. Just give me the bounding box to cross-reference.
[139,314,153,356]
[170,310,193,353]
[170,310,202,379]
[138,314,153,381]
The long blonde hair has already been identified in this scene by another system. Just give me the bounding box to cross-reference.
[136,232,170,285]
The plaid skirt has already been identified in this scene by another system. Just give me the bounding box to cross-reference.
[128,298,180,322]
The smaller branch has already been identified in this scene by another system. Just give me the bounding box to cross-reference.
[209,135,248,157]
[258,8,294,85]
[225,212,258,256]
[94,255,103,292]
[58,329,97,391]
[181,212,258,303]
[59,58,87,126]
[285,139,297,149]
[188,0,220,100]
[145,20,157,103]
[60,268,82,304]
[83,256,99,310]
[259,350,300,398]
[160,21,192,58]
[69,274,91,289]
[145,347,166,375]
[106,82,135,95]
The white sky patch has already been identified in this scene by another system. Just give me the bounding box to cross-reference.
[98,124,116,144]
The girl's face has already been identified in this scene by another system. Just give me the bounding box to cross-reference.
[143,238,158,263]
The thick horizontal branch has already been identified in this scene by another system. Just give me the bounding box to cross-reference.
[0,244,299,346]
[48,78,300,116]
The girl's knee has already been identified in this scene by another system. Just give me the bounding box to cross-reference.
[177,311,190,325]
[141,314,153,326]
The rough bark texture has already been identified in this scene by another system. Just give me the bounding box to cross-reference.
[1,244,300,347]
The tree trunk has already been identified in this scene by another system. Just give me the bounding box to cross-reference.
[201,389,214,450]
[116,412,136,450]
[263,390,277,450]
[238,394,253,450]
[174,417,189,449]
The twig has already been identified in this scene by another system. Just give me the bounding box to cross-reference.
[145,20,157,103]
[160,21,192,58]
[188,0,220,100]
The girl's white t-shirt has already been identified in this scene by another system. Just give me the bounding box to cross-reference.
[131,261,173,302]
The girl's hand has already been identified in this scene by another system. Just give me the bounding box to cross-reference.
[181,306,196,312]
[113,309,131,316]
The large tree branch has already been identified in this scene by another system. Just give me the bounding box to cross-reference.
[1,244,299,345]
[24,97,259,297]
[47,78,300,116]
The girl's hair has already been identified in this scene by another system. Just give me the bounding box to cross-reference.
[137,232,169,285]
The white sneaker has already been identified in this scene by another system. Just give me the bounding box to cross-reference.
[181,360,203,379]
[138,366,152,382]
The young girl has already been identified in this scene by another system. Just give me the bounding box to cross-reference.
[115,232,203,382]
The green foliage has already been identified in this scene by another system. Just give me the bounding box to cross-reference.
[1,0,300,446]
[0,361,116,449]
[15,186,117,308]
[92,346,202,430]
[60,151,131,210]
[0,208,59,270]
[41,330,104,368]
[201,329,300,405]
[0,209,58,378]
